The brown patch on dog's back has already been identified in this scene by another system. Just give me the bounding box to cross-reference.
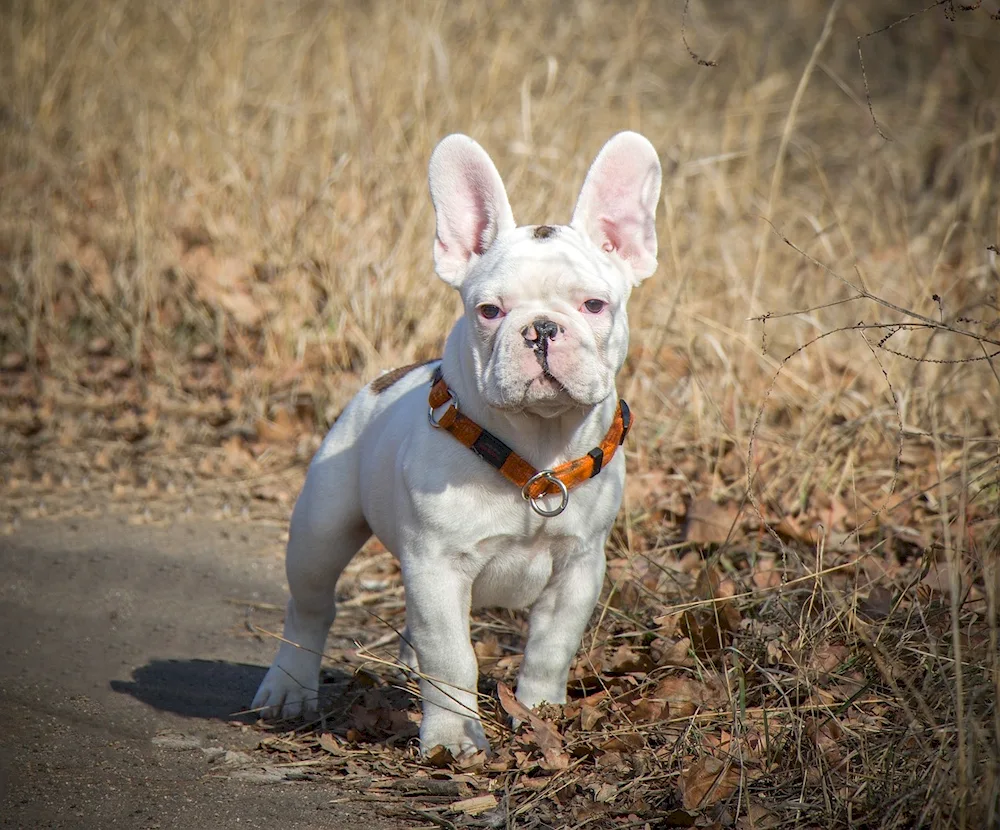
[370,359,438,394]
[533,225,557,240]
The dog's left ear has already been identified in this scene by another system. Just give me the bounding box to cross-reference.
[571,132,662,285]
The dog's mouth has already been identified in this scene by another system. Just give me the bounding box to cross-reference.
[521,370,580,412]
[484,366,597,417]
[535,369,564,391]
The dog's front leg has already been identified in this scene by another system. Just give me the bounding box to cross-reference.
[403,562,489,758]
[516,544,607,709]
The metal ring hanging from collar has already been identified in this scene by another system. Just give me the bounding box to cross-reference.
[428,388,459,428]
[521,470,569,517]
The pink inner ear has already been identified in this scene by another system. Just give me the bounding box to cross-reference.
[587,160,653,266]
[599,217,623,254]
[441,166,493,259]
[599,214,645,265]
[571,132,661,281]
[429,134,517,287]
[469,189,489,256]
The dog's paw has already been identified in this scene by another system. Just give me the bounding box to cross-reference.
[419,718,490,760]
[251,665,319,721]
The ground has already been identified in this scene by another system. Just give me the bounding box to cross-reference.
[0,514,409,830]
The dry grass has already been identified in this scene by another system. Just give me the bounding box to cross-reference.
[2,0,999,827]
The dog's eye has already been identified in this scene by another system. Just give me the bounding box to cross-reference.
[583,299,607,314]
[479,304,503,320]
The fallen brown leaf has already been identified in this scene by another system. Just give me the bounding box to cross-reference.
[678,757,740,810]
[497,681,534,723]
[498,681,568,771]
[599,734,643,753]
[686,498,739,545]
[538,746,571,771]
[629,692,668,723]
[424,744,457,768]
[220,435,256,475]
[579,703,603,731]
[318,733,345,755]
[652,636,694,667]
[736,802,781,829]
[603,645,655,675]
[592,781,618,803]
[652,676,725,717]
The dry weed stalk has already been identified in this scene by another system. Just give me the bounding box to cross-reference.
[744,223,999,825]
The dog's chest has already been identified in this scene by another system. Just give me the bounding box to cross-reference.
[466,534,576,610]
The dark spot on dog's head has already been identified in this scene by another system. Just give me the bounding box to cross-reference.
[533,225,557,240]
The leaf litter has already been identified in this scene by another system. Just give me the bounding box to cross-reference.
[3,352,997,826]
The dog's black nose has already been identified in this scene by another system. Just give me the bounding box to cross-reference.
[532,319,558,341]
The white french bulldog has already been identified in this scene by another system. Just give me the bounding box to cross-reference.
[252,131,661,758]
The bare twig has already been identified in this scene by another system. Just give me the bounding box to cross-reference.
[681,0,719,67]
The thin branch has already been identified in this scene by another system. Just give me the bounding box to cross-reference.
[856,0,949,140]
[759,217,1000,349]
[681,0,719,67]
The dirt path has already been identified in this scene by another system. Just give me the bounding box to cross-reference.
[0,515,400,830]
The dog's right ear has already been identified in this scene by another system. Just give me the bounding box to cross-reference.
[428,135,516,288]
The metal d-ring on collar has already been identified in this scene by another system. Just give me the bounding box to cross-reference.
[428,387,458,428]
[521,470,569,518]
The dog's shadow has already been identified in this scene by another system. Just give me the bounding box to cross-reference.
[110,659,353,722]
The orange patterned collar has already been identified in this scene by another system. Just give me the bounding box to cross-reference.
[427,367,632,517]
